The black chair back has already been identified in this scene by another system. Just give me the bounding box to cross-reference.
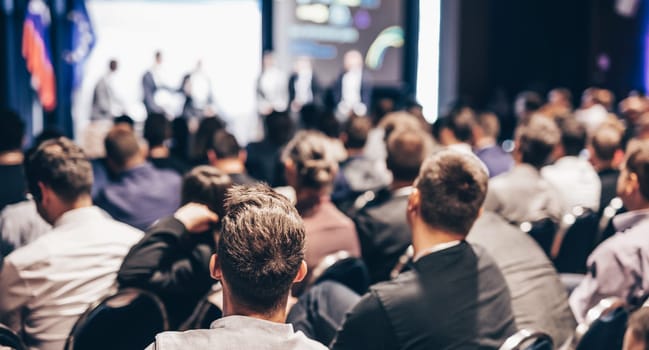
[0,323,26,350]
[499,329,553,350]
[553,207,599,273]
[179,294,222,331]
[310,251,370,295]
[65,288,169,350]
[519,218,557,257]
[574,297,628,350]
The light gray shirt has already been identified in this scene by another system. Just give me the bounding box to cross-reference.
[0,206,143,350]
[145,315,327,350]
[541,156,601,212]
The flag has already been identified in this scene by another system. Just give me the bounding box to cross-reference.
[64,0,95,91]
[22,0,56,112]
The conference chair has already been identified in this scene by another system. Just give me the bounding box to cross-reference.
[553,206,599,273]
[519,218,557,257]
[0,323,26,350]
[179,293,222,331]
[499,329,553,350]
[309,250,370,295]
[595,197,624,246]
[64,288,169,350]
[573,297,628,350]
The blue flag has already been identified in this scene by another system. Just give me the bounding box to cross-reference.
[64,0,95,91]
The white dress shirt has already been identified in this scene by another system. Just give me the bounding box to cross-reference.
[541,156,602,212]
[0,206,143,350]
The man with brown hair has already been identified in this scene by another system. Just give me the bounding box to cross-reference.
[331,149,516,350]
[624,307,649,350]
[588,125,624,213]
[146,184,326,349]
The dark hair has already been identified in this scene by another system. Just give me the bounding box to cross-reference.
[193,117,226,161]
[210,130,240,159]
[628,307,649,350]
[591,125,622,162]
[104,128,140,168]
[317,109,340,138]
[343,116,372,149]
[182,166,232,218]
[299,103,323,130]
[448,108,477,142]
[515,116,561,168]
[387,129,432,181]
[265,110,294,146]
[218,184,305,313]
[556,117,587,156]
[0,109,25,152]
[415,149,488,235]
[109,59,118,72]
[143,113,170,147]
[516,91,543,113]
[625,140,649,201]
[25,137,93,203]
[113,115,135,129]
[282,131,336,190]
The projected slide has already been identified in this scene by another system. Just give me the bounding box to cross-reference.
[73,0,261,144]
[273,0,405,86]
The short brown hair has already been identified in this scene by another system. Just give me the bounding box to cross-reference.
[104,128,140,167]
[477,112,500,139]
[182,166,232,218]
[25,137,93,203]
[625,140,649,201]
[343,116,372,149]
[415,149,488,235]
[282,131,337,189]
[628,308,649,350]
[387,129,433,181]
[217,184,305,313]
[590,125,622,162]
[515,116,561,168]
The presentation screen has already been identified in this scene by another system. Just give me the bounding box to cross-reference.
[73,0,262,144]
[273,0,405,87]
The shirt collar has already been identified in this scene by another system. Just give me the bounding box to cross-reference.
[613,208,649,232]
[210,315,295,336]
[53,206,109,228]
[413,240,462,262]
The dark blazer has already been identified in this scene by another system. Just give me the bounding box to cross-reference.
[468,212,577,346]
[142,71,163,114]
[331,70,372,111]
[288,73,321,108]
[331,242,517,350]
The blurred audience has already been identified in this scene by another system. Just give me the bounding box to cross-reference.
[0,110,27,211]
[514,91,543,123]
[437,108,476,153]
[473,111,514,177]
[144,113,188,175]
[207,130,256,185]
[191,116,226,166]
[588,124,624,213]
[246,110,294,187]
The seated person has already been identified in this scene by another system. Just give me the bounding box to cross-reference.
[246,111,294,187]
[353,128,433,283]
[624,307,649,350]
[118,166,232,328]
[331,149,516,350]
[570,140,649,322]
[282,131,360,272]
[145,184,327,350]
[588,124,624,215]
[0,198,50,262]
[437,107,476,154]
[0,137,143,350]
[484,115,563,224]
[473,111,513,177]
[144,113,188,175]
[94,127,182,230]
[207,130,256,185]
[542,116,601,212]
[0,109,27,211]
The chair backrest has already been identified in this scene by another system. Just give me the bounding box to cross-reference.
[519,218,557,257]
[595,197,625,246]
[553,206,599,273]
[499,329,553,350]
[574,297,628,350]
[179,294,222,331]
[65,288,169,350]
[0,323,26,350]
[310,251,370,295]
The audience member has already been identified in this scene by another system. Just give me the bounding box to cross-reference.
[118,166,232,328]
[570,140,649,322]
[514,91,543,123]
[547,87,573,115]
[542,117,601,212]
[576,87,609,134]
[0,137,143,350]
[473,111,514,177]
[624,307,649,350]
[353,128,433,283]
[331,149,516,349]
[144,113,188,174]
[282,131,360,272]
[589,125,624,213]
[246,110,294,187]
[191,116,226,165]
[437,108,476,153]
[467,212,576,346]
[484,116,563,223]
[94,127,182,230]
[207,129,256,185]
[0,198,50,264]
[113,114,135,131]
[145,184,326,350]
[0,109,27,211]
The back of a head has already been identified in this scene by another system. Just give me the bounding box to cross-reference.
[282,130,337,190]
[343,116,372,150]
[379,111,423,140]
[449,108,477,143]
[210,129,240,159]
[415,149,488,235]
[557,117,587,156]
[387,129,433,182]
[625,140,649,201]
[477,112,500,140]
[182,166,232,218]
[627,307,649,350]
[143,113,170,148]
[0,109,25,152]
[218,184,305,313]
[515,116,561,168]
[113,115,135,130]
[265,110,294,146]
[104,128,141,168]
[591,125,622,162]
[25,137,93,203]
[193,117,226,159]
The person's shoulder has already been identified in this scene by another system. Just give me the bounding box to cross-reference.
[291,330,329,350]
[4,230,54,269]
[150,329,214,349]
